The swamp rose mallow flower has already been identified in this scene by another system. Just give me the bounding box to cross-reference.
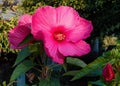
[32,6,93,64]
[102,63,115,81]
[8,14,32,49]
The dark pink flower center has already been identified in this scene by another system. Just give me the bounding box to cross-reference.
[52,26,66,42]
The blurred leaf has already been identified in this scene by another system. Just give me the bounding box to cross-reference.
[66,57,87,68]
[87,68,102,77]
[2,81,6,86]
[39,79,49,86]
[19,34,33,46]
[50,77,60,86]
[89,80,106,86]
[11,60,34,81]
[14,46,31,66]
[117,40,120,44]
[39,77,60,86]
[63,70,80,76]
[28,43,40,53]
[115,72,120,82]
[71,57,107,81]
[62,63,67,72]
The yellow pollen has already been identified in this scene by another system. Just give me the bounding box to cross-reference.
[54,33,66,41]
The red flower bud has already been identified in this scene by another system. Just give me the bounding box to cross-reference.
[102,63,115,81]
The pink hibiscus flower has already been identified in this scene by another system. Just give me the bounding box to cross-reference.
[8,14,32,49]
[32,6,93,64]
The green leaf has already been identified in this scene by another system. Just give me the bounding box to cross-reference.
[28,43,40,53]
[89,80,106,86]
[50,77,60,86]
[19,34,33,46]
[14,46,31,66]
[62,63,67,72]
[117,40,120,44]
[2,81,6,86]
[87,68,102,77]
[10,60,34,81]
[39,79,50,86]
[66,57,87,68]
[71,57,107,81]
[63,70,80,76]
[39,77,60,86]
[115,72,120,82]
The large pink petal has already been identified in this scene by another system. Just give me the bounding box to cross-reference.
[32,6,56,40]
[56,6,81,28]
[8,25,31,49]
[58,40,91,57]
[18,14,32,27]
[44,32,64,64]
[67,18,93,42]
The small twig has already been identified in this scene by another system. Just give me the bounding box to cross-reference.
[33,67,42,72]
[7,81,17,86]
